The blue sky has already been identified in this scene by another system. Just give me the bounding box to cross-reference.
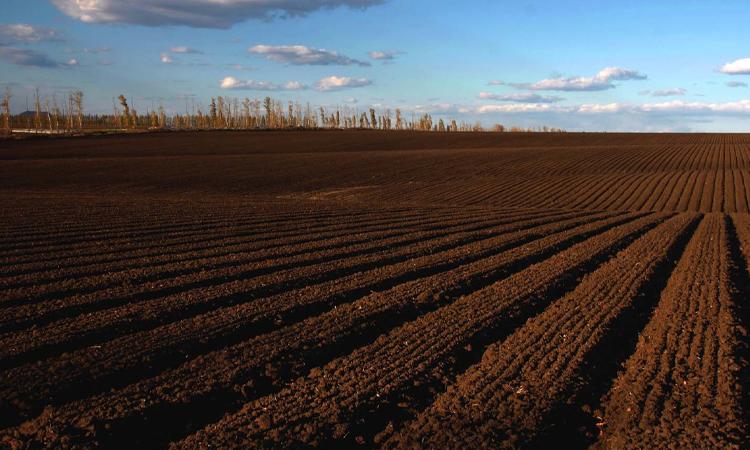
[2,0,750,131]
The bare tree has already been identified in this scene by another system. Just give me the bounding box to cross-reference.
[242,98,251,128]
[44,97,52,131]
[263,97,273,128]
[73,91,84,129]
[3,88,564,134]
[34,88,42,130]
[1,87,11,133]
[210,98,217,128]
[118,95,130,128]
[158,105,166,128]
[51,95,60,131]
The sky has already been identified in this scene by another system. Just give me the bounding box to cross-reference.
[2,0,750,131]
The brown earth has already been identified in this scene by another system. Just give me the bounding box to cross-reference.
[0,130,748,449]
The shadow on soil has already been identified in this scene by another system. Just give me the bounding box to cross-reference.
[725,215,750,449]
[526,214,702,449]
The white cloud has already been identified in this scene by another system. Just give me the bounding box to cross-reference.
[220,76,306,90]
[368,50,403,61]
[487,80,505,86]
[0,24,63,43]
[249,45,370,66]
[720,58,750,75]
[471,100,750,116]
[50,0,384,28]
[649,88,687,97]
[637,99,750,114]
[160,53,174,64]
[67,58,79,66]
[315,76,372,91]
[727,81,748,88]
[379,99,750,132]
[170,46,201,54]
[477,104,553,113]
[511,67,647,91]
[576,103,624,114]
[595,67,646,81]
[478,92,563,103]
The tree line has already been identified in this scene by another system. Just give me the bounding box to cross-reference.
[1,89,565,134]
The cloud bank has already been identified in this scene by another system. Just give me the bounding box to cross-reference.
[50,0,384,28]
[471,99,750,115]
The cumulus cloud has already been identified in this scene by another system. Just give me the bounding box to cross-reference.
[250,45,370,66]
[720,58,750,75]
[0,24,64,43]
[368,50,403,61]
[727,81,748,88]
[315,75,372,91]
[220,76,306,90]
[478,92,563,103]
[66,58,79,66]
[510,67,647,91]
[50,0,384,28]
[170,46,201,54]
[0,46,68,68]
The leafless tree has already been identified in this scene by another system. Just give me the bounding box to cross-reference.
[73,91,84,129]
[34,88,42,130]
[118,95,130,128]
[1,87,11,132]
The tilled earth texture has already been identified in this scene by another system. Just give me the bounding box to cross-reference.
[1,131,749,449]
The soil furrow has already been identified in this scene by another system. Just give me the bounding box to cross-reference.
[172,213,666,449]
[595,214,745,449]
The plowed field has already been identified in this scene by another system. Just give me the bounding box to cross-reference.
[1,130,749,449]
